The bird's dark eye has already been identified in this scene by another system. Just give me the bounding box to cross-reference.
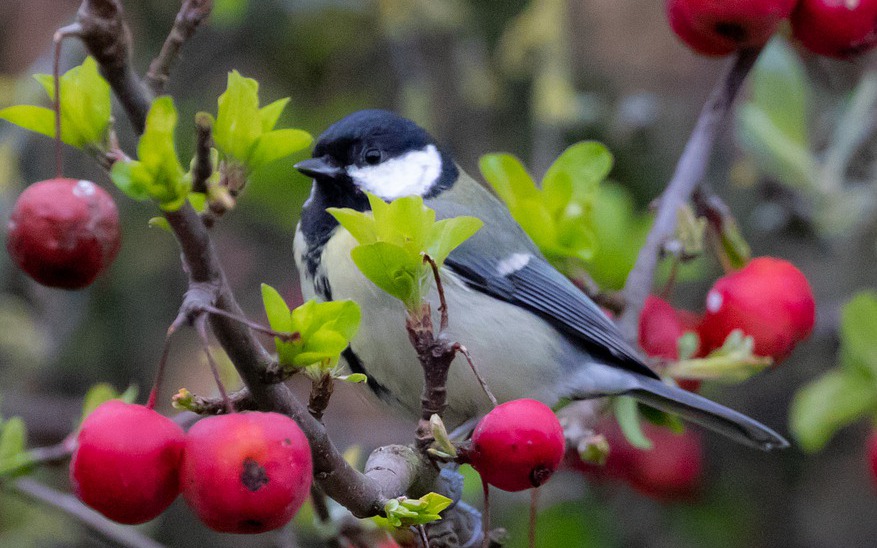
[363,148,382,165]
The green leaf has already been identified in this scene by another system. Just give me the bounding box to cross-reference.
[790,368,877,452]
[265,295,361,372]
[378,493,452,528]
[33,57,111,149]
[247,128,313,170]
[351,242,421,307]
[0,417,26,462]
[261,283,293,333]
[613,396,652,450]
[479,153,538,208]
[0,417,29,478]
[110,97,189,210]
[110,160,152,201]
[748,37,808,147]
[838,291,877,379]
[543,141,612,205]
[80,383,120,425]
[426,216,483,264]
[327,207,378,244]
[639,405,685,434]
[260,97,290,132]
[736,39,816,191]
[214,70,263,162]
[337,373,367,383]
[0,105,75,145]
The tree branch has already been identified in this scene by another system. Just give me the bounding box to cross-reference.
[68,0,403,519]
[9,478,164,548]
[145,0,213,96]
[616,47,762,342]
[76,0,150,133]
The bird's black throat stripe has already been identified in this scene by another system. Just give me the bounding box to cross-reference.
[342,347,393,402]
[299,180,369,278]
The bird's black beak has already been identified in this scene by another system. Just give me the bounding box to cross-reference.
[295,156,344,180]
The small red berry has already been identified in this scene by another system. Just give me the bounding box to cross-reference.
[573,419,703,502]
[6,178,121,289]
[70,400,185,524]
[792,0,877,59]
[180,412,313,534]
[699,257,815,362]
[639,296,702,392]
[667,0,797,56]
[468,399,565,492]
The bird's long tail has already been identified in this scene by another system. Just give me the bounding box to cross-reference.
[627,375,788,451]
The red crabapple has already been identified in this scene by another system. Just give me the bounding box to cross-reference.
[180,412,313,534]
[70,400,185,524]
[699,257,815,362]
[792,0,877,59]
[7,178,120,289]
[468,399,565,492]
[667,0,797,56]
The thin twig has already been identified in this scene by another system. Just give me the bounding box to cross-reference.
[453,344,498,407]
[146,321,181,410]
[617,47,763,342]
[174,386,258,415]
[145,0,213,96]
[52,26,81,178]
[191,112,214,194]
[9,478,164,548]
[481,479,490,548]
[418,524,431,548]
[528,488,540,548]
[424,254,448,332]
[195,314,234,415]
[200,303,299,342]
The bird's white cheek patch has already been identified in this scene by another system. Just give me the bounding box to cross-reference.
[348,145,442,200]
[496,253,532,276]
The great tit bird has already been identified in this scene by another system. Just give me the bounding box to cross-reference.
[294,109,788,451]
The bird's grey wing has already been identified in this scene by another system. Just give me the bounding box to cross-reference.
[444,245,660,380]
[427,172,659,380]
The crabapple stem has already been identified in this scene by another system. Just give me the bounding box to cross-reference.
[528,487,540,548]
[195,314,234,415]
[453,343,498,408]
[145,325,178,410]
[481,478,490,548]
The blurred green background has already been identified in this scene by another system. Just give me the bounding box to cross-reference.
[1,0,876,546]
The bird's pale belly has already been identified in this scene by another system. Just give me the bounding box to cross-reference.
[310,229,568,427]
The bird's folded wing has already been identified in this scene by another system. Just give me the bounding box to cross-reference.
[445,250,660,380]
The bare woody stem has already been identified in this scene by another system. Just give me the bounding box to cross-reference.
[145,0,213,96]
[76,0,151,133]
[616,47,763,343]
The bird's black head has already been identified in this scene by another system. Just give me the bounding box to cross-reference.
[295,110,458,207]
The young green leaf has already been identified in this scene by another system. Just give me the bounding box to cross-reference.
[351,242,422,308]
[0,417,30,478]
[790,368,877,452]
[838,291,877,379]
[377,493,453,528]
[259,97,291,132]
[480,142,611,267]
[613,396,652,450]
[331,192,481,310]
[261,287,361,374]
[212,71,312,173]
[0,57,111,150]
[110,97,190,210]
